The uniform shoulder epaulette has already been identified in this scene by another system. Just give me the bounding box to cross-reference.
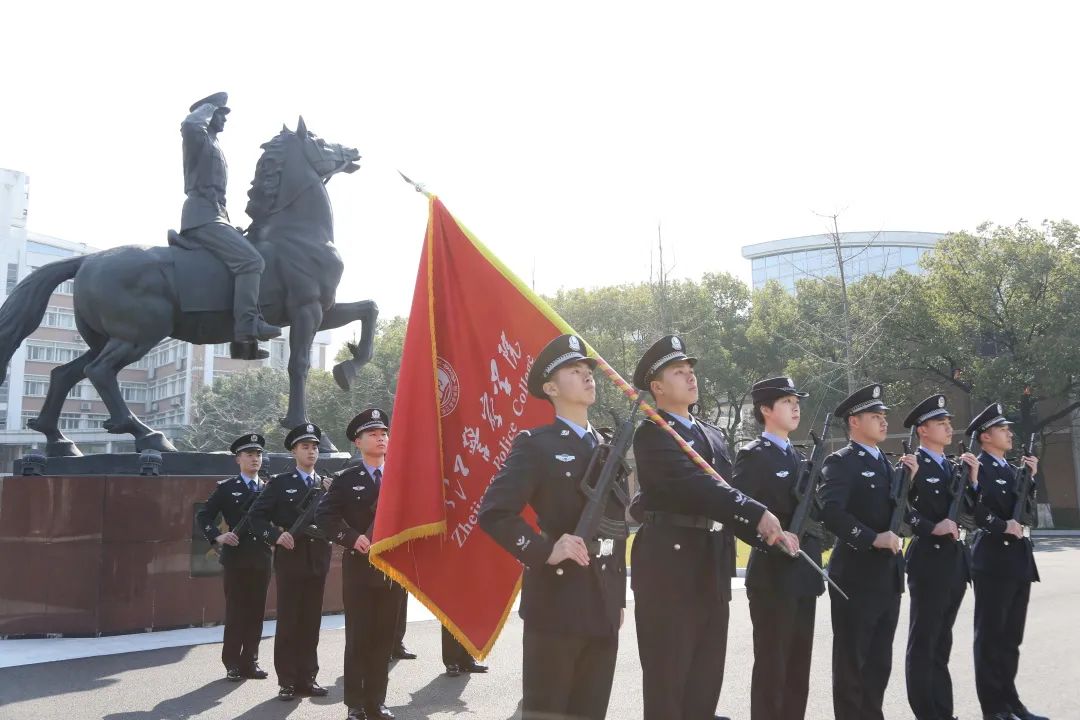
[742,438,764,452]
[216,476,233,485]
[336,463,367,478]
[524,423,561,438]
[832,445,853,458]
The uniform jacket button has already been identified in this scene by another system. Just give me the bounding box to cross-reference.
[565,472,572,477]
[673,543,681,550]
[601,563,607,571]
[555,568,564,576]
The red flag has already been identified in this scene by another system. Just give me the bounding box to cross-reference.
[370,196,574,657]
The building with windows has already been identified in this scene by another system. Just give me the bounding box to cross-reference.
[741,230,945,292]
[1,168,330,469]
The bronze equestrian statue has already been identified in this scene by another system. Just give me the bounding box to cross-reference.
[0,97,377,457]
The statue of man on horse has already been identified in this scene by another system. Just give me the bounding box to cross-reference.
[0,95,377,458]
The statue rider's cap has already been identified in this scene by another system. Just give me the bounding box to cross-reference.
[190,92,230,114]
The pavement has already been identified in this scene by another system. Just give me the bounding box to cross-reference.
[1,539,1077,719]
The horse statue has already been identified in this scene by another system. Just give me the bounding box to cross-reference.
[0,118,377,457]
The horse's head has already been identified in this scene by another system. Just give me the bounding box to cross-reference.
[246,117,360,222]
[295,115,361,181]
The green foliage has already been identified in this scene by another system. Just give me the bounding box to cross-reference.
[177,317,409,452]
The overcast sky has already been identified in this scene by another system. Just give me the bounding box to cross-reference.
[4,2,1078,350]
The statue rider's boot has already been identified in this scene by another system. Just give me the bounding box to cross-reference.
[230,272,281,360]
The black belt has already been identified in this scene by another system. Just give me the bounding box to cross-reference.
[643,511,723,532]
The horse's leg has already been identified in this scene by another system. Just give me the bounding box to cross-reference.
[27,348,100,457]
[84,337,177,452]
[281,301,323,436]
[318,300,380,391]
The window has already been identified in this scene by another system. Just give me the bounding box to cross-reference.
[68,381,101,400]
[6,264,17,294]
[24,374,50,397]
[149,375,186,401]
[42,306,77,329]
[54,279,75,295]
[213,343,230,357]
[25,341,88,364]
[120,382,147,402]
[146,340,188,369]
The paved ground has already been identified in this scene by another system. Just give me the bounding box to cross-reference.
[2,539,1078,719]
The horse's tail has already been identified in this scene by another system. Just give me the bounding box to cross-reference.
[0,255,87,379]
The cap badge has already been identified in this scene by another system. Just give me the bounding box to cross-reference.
[569,336,581,351]
[872,386,881,398]
[996,403,1003,414]
[938,396,946,408]
[786,377,794,387]
[372,410,380,419]
[250,434,257,441]
[306,424,314,433]
[671,336,682,351]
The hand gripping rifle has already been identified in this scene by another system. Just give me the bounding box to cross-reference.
[787,414,832,543]
[888,426,918,537]
[1011,433,1038,527]
[573,403,638,555]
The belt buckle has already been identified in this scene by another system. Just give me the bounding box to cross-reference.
[709,521,723,533]
[596,538,614,557]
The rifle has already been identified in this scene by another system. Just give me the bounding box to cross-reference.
[1011,433,1038,526]
[287,476,329,540]
[946,433,976,528]
[888,426,918,536]
[573,403,638,553]
[787,414,831,543]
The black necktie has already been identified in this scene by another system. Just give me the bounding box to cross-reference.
[373,468,383,486]
[584,432,597,450]
[248,479,257,493]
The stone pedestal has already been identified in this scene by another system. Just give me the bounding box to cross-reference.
[0,474,344,637]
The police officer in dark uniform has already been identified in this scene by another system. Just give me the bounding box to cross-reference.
[902,394,980,720]
[478,334,628,720]
[250,423,331,702]
[967,403,1046,720]
[630,336,795,720]
[819,383,908,720]
[731,376,823,720]
[180,91,280,359]
[196,432,272,682]
[316,409,403,720]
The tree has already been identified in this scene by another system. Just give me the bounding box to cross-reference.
[902,221,1080,441]
[177,317,409,452]
[179,367,289,452]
